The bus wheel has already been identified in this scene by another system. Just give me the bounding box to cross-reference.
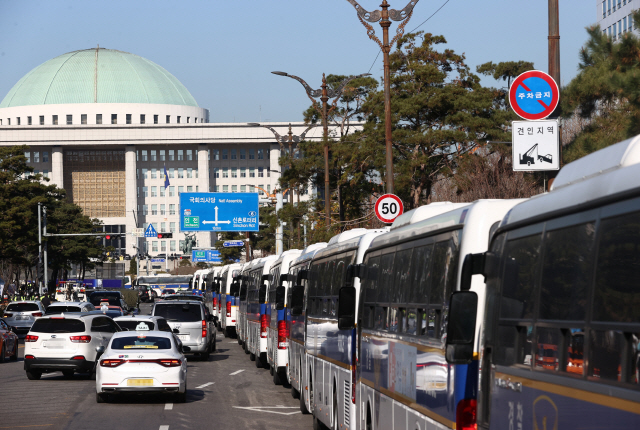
[366,404,372,430]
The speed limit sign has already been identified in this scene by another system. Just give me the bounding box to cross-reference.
[374,194,404,224]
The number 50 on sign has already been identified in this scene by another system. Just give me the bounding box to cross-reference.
[375,194,404,224]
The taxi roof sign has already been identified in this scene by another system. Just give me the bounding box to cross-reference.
[509,70,559,121]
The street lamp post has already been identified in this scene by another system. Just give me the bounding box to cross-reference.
[271,71,370,226]
[346,0,420,193]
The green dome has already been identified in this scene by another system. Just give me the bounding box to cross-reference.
[0,48,198,108]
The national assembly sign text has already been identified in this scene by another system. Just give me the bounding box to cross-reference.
[179,192,259,232]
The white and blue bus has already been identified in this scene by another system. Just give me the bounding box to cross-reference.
[246,256,278,368]
[267,249,303,385]
[220,263,242,337]
[236,261,255,350]
[346,199,523,430]
[301,228,388,430]
[287,242,328,411]
[206,267,224,327]
[450,136,640,429]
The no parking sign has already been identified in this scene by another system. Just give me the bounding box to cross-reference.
[509,70,559,120]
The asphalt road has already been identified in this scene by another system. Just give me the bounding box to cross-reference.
[0,303,312,430]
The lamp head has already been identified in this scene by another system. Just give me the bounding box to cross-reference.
[271,71,288,76]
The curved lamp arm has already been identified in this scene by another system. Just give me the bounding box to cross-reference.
[326,73,372,99]
[345,0,382,22]
[389,0,420,21]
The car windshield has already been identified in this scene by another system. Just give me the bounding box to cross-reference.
[30,319,85,333]
[111,336,172,350]
[6,303,39,312]
[154,303,202,322]
[46,306,82,314]
[116,320,155,331]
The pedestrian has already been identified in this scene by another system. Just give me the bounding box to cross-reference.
[41,289,51,308]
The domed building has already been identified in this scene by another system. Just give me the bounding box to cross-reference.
[0,48,324,262]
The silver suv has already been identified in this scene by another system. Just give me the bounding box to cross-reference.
[151,300,215,359]
[3,301,45,338]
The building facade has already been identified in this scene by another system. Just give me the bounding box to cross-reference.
[0,48,328,259]
[597,0,638,40]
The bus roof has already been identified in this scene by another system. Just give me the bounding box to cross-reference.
[291,243,328,268]
[391,202,470,230]
[314,228,388,261]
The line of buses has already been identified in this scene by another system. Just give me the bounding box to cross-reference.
[192,136,640,430]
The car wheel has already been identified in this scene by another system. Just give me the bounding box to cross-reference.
[255,354,263,368]
[201,350,210,361]
[300,386,309,414]
[10,341,18,361]
[175,382,187,403]
[26,370,42,380]
[62,370,74,378]
[211,338,216,353]
[249,352,256,361]
[273,367,283,385]
[96,392,108,403]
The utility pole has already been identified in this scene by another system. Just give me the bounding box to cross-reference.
[42,206,48,292]
[548,0,561,190]
[38,203,43,295]
[275,190,283,255]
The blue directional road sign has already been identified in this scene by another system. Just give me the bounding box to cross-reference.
[509,70,559,121]
[151,258,165,263]
[180,193,259,232]
[223,241,245,247]
[145,224,158,238]
[192,249,222,263]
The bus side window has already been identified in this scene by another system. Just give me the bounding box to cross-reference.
[362,255,380,329]
[429,234,459,339]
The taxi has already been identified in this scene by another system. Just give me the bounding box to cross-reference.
[95,328,188,403]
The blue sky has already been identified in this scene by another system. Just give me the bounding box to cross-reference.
[0,0,596,123]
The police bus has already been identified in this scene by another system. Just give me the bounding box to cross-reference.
[206,267,224,327]
[345,199,522,430]
[301,228,387,430]
[219,263,242,337]
[246,256,278,368]
[236,261,254,350]
[267,249,302,385]
[450,137,640,429]
[287,242,328,411]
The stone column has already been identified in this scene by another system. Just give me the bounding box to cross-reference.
[125,146,138,257]
[197,144,212,249]
[51,146,64,189]
[269,142,280,192]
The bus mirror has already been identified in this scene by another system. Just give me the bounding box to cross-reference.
[230,282,240,297]
[337,286,356,330]
[460,253,486,291]
[290,285,304,316]
[279,274,289,285]
[296,270,308,282]
[259,285,267,304]
[445,291,478,364]
[275,286,286,310]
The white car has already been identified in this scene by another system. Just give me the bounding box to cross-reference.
[45,302,96,315]
[24,313,121,379]
[95,330,188,403]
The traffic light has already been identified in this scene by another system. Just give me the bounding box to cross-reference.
[157,232,173,239]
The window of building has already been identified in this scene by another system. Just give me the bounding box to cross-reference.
[249,148,255,159]
[603,1,607,19]
[151,204,157,215]
[150,150,157,162]
[231,185,237,192]
[52,115,58,125]
[151,240,158,252]
[166,115,170,124]
[187,149,193,161]
[215,185,220,192]
[179,240,185,251]
[215,168,220,178]
[240,168,246,178]
[178,168,184,178]
[43,152,49,162]
[240,185,246,192]
[151,186,157,197]
[154,115,158,124]
[158,150,164,162]
[170,222,176,233]
[142,187,148,197]
[213,149,220,160]
[177,116,181,124]
[80,114,87,124]
[111,114,117,124]
[257,185,264,195]
[178,150,184,161]
[231,149,237,160]
[249,168,255,178]
[168,150,175,161]
[126,114,132,124]
[231,169,237,178]
[160,186,165,197]
[27,116,32,125]
[196,186,199,192]
[170,240,176,251]
[178,186,184,194]
[207,149,210,160]
[161,241,167,252]
[613,22,617,40]
[140,114,146,124]
[187,168,193,178]
[169,204,175,215]
[187,185,193,192]
[141,168,148,179]
[65,115,72,125]
[43,170,49,178]
[630,14,634,31]
[39,116,45,125]
[267,184,271,193]
[619,19,622,37]
[195,168,198,178]
[160,222,166,232]
[141,150,148,162]
[25,152,30,163]
[222,168,228,178]
[96,114,102,124]
[223,185,229,192]
[258,149,265,159]
[240,149,246,160]
[222,149,228,160]
[258,167,264,177]
[169,186,175,197]
[187,117,191,123]
[33,152,40,163]
[160,205,165,216]
[143,205,148,215]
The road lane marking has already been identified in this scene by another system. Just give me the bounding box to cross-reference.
[195,382,215,389]
[165,403,173,410]
[159,426,169,430]
[0,425,53,429]
[229,369,244,376]
[232,406,301,416]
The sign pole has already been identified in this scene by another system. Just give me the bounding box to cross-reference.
[548,0,561,190]
[38,202,42,295]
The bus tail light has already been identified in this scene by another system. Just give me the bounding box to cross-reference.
[226,301,231,318]
[456,399,477,430]
[277,320,289,349]
[213,297,218,310]
[202,320,207,339]
[260,314,268,338]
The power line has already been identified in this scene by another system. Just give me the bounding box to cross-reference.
[367,0,453,74]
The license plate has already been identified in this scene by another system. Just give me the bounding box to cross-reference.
[177,335,189,341]
[43,342,63,349]
[15,316,29,320]
[127,379,154,387]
